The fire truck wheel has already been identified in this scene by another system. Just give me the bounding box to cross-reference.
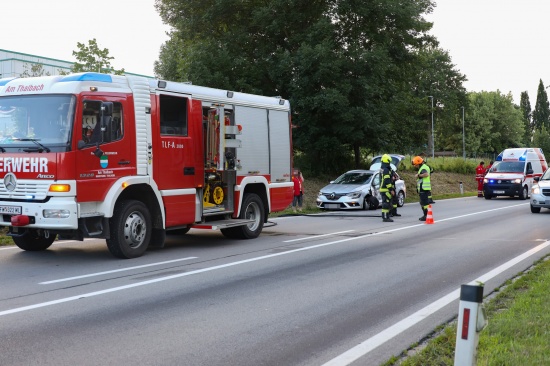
[107,200,152,259]
[221,193,264,239]
[12,230,56,251]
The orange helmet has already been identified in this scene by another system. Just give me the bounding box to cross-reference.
[412,156,424,165]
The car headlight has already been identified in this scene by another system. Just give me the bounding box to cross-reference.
[483,178,488,183]
[513,178,521,184]
[347,191,362,199]
[532,185,540,194]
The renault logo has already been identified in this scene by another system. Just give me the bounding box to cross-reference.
[4,173,17,192]
[329,192,336,200]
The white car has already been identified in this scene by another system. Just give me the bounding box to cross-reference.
[316,168,406,211]
[530,170,550,213]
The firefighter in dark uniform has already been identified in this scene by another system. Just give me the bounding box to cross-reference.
[389,167,401,217]
[380,154,395,222]
[412,156,431,221]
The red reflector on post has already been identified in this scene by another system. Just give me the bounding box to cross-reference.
[461,308,470,340]
[11,215,30,227]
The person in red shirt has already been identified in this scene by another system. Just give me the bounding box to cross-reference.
[292,169,304,212]
[475,161,485,197]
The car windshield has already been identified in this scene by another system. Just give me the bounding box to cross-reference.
[490,161,525,173]
[540,169,550,180]
[0,94,75,151]
[333,172,373,185]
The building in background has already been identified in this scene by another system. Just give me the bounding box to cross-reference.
[0,49,150,78]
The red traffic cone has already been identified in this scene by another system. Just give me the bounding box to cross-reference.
[425,204,434,224]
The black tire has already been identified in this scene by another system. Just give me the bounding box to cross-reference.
[106,200,152,259]
[397,191,405,207]
[484,195,492,200]
[221,193,264,239]
[531,205,541,213]
[167,228,191,235]
[368,195,379,210]
[519,186,528,200]
[12,230,55,251]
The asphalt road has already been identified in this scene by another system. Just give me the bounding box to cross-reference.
[1,196,549,366]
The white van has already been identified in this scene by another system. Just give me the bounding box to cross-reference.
[483,148,548,199]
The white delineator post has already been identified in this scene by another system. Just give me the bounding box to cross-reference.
[454,283,488,366]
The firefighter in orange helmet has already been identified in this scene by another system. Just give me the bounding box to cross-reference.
[475,161,485,197]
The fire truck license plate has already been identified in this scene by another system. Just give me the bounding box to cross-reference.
[0,205,22,214]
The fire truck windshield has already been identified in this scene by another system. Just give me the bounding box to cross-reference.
[0,94,75,152]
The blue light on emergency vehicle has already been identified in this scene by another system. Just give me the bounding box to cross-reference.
[0,78,17,86]
[59,73,112,83]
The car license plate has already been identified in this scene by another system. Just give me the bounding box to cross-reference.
[0,205,21,214]
[493,190,504,194]
[326,203,340,209]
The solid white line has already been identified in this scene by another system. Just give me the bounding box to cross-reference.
[321,239,550,366]
[39,257,198,284]
[283,230,355,243]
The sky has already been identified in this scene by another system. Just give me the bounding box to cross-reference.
[427,0,550,105]
[2,0,549,106]
[2,0,170,77]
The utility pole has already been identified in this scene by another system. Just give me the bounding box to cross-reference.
[462,107,465,160]
[429,96,434,158]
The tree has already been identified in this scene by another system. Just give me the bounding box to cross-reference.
[72,38,125,75]
[532,79,550,131]
[154,0,443,173]
[20,63,50,78]
[519,91,532,144]
[466,91,524,156]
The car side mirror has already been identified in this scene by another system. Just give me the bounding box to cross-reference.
[534,176,540,182]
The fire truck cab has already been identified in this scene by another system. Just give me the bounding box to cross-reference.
[0,73,293,258]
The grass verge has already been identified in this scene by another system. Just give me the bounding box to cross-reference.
[384,257,550,365]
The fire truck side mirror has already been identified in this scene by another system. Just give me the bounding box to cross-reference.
[93,143,104,158]
[101,102,113,117]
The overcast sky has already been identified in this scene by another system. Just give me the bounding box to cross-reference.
[2,0,170,77]
[427,0,550,105]
[3,0,548,105]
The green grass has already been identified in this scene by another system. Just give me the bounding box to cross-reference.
[384,257,550,365]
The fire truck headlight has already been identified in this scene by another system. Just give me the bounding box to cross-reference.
[43,209,70,219]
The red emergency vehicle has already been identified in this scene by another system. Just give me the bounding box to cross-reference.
[0,73,294,258]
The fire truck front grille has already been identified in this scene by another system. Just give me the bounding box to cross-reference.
[0,181,50,200]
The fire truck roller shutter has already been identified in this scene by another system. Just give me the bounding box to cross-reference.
[234,106,269,175]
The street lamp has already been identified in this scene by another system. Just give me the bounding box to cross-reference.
[428,96,434,158]
[461,107,465,160]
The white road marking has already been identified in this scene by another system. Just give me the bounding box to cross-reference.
[39,257,198,284]
[321,240,550,366]
[283,230,355,243]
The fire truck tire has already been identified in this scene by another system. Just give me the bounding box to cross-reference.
[107,200,152,259]
[12,230,56,251]
[221,193,264,239]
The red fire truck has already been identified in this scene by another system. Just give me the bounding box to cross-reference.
[0,73,293,258]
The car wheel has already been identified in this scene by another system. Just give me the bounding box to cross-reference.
[397,191,405,207]
[484,194,492,200]
[531,204,541,213]
[519,186,528,200]
[368,195,379,210]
